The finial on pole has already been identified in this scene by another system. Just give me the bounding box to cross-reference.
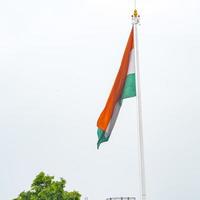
[134,9,138,17]
[132,9,140,24]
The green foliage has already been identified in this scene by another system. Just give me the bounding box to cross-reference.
[14,172,81,200]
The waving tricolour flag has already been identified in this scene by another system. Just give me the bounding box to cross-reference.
[97,29,136,149]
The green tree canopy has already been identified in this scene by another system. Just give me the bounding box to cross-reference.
[14,172,81,200]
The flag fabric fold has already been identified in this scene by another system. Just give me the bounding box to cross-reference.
[97,29,136,149]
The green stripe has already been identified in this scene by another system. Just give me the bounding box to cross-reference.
[97,129,109,149]
[121,73,136,99]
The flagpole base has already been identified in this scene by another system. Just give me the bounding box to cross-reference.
[142,194,146,200]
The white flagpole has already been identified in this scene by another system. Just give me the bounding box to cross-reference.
[132,8,147,200]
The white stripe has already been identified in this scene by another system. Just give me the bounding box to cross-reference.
[104,102,121,138]
[127,49,135,75]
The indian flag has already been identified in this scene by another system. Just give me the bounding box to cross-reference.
[97,29,136,149]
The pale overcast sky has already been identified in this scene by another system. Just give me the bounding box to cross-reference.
[0,0,200,200]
